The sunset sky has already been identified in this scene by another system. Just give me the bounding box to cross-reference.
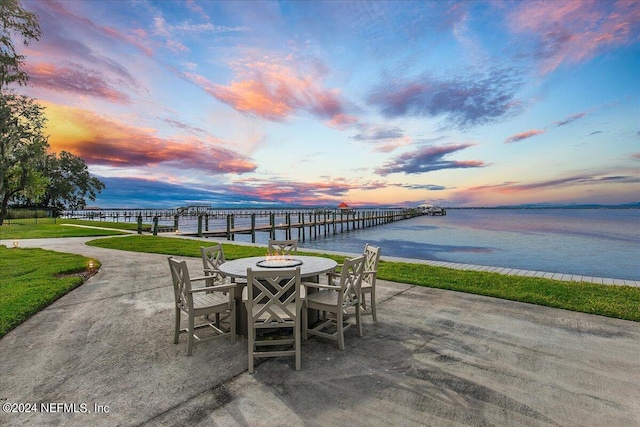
[17,0,640,208]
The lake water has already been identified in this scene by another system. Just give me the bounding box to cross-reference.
[224,209,639,281]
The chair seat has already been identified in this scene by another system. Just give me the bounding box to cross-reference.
[360,282,372,291]
[192,292,230,312]
[306,289,340,307]
[250,303,298,324]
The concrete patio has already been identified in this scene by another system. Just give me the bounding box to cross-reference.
[1,237,639,426]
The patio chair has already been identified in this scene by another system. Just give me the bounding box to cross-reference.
[267,239,298,256]
[201,244,234,324]
[168,256,236,356]
[360,244,381,321]
[243,267,304,373]
[302,255,365,350]
[201,244,228,284]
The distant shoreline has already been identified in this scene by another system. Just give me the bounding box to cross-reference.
[78,204,640,211]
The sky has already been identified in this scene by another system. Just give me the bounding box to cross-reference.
[15,0,640,208]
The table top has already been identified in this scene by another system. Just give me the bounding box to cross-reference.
[219,255,337,279]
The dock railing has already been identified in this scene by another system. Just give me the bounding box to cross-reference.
[62,207,437,243]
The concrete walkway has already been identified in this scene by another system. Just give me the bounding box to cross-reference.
[1,237,639,426]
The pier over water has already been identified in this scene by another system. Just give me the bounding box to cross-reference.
[63,207,439,243]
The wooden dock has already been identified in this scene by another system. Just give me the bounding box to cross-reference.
[179,208,427,242]
[63,207,444,243]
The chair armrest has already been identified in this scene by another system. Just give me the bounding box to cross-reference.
[302,281,340,290]
[191,275,229,284]
[190,283,236,294]
[189,275,213,282]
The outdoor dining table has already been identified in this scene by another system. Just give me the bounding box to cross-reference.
[219,255,338,336]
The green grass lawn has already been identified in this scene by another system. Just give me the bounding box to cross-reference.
[61,218,147,231]
[0,245,99,337]
[0,222,129,239]
[88,235,640,322]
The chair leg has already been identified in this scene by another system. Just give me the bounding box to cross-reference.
[371,289,377,322]
[355,301,363,337]
[187,315,195,356]
[302,305,308,341]
[174,308,181,344]
[295,321,301,371]
[230,305,236,342]
[337,310,345,350]
[362,294,367,310]
[248,325,255,374]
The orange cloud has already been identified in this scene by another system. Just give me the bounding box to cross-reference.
[185,56,348,124]
[213,79,294,120]
[42,102,256,175]
[505,129,545,143]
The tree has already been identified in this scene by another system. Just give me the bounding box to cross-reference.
[1,0,46,225]
[40,151,106,215]
[0,1,104,224]
[1,0,42,87]
[0,90,48,224]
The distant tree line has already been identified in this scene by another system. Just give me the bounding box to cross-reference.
[0,0,104,225]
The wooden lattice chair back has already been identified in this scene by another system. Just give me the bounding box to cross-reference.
[339,255,366,309]
[200,244,227,284]
[169,257,193,312]
[361,244,381,321]
[267,239,298,256]
[168,256,236,356]
[243,267,303,373]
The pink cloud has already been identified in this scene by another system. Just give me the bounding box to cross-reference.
[451,171,640,206]
[24,62,131,103]
[229,177,387,205]
[508,0,640,74]
[327,113,359,130]
[505,129,545,144]
[37,1,154,57]
[555,112,587,126]
[465,173,640,196]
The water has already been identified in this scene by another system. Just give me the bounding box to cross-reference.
[78,208,639,281]
[285,209,639,281]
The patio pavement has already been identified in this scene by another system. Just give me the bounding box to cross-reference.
[1,236,639,426]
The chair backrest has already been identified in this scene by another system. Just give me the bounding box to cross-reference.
[168,256,193,312]
[268,239,298,256]
[337,255,365,308]
[363,244,381,286]
[246,267,301,325]
[201,244,226,283]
